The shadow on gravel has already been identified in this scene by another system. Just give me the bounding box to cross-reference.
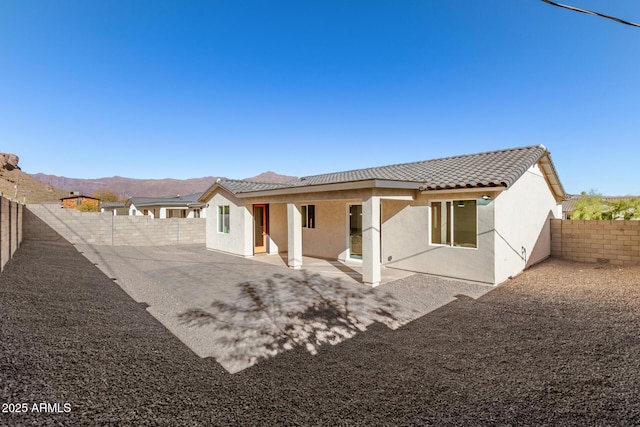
[179,272,402,369]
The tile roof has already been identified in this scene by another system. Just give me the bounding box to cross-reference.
[216,179,292,194]
[290,145,547,191]
[127,192,205,208]
[60,195,100,200]
[209,145,559,198]
[99,201,127,209]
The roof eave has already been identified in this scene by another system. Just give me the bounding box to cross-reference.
[538,152,567,202]
[419,185,507,195]
[232,179,423,198]
[198,183,222,203]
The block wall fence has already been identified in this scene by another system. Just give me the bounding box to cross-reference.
[13,206,640,267]
[551,219,640,266]
[24,204,205,246]
[0,196,23,272]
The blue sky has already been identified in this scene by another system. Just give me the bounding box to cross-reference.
[1,1,639,195]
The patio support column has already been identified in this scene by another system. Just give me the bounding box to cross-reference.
[287,202,302,269]
[362,195,381,286]
[159,208,167,219]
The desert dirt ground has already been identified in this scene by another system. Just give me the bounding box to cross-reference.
[1,239,639,426]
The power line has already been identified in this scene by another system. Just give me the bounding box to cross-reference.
[541,0,640,28]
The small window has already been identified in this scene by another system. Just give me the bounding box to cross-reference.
[218,205,230,233]
[430,200,477,248]
[76,199,82,206]
[302,204,315,228]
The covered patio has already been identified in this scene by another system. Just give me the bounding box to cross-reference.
[251,251,416,285]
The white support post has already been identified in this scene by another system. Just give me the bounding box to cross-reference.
[287,203,302,269]
[362,195,381,286]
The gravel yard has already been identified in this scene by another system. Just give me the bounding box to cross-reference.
[1,239,639,426]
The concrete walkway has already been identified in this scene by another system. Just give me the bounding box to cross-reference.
[76,244,494,373]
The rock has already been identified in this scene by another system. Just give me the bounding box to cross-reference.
[0,153,20,171]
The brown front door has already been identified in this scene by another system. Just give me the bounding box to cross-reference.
[253,204,267,253]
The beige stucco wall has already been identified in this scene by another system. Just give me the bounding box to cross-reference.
[267,203,288,254]
[301,200,351,260]
[493,164,560,283]
[382,193,496,284]
[261,200,355,260]
[205,190,253,257]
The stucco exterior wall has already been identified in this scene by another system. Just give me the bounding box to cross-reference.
[267,203,288,254]
[382,193,496,284]
[493,164,560,283]
[253,200,355,259]
[300,200,351,260]
[205,191,252,257]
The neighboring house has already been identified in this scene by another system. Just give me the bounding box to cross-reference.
[198,145,565,286]
[100,201,129,216]
[61,195,100,211]
[126,193,206,219]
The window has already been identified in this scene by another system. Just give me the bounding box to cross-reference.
[302,204,316,228]
[430,200,477,248]
[217,205,230,233]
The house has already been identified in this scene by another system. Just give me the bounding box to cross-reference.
[99,201,129,216]
[198,145,565,286]
[125,193,206,218]
[61,195,100,211]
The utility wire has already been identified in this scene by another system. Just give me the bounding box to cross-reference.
[541,0,640,28]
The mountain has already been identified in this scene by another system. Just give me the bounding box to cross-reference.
[29,171,298,198]
[29,174,220,199]
[0,154,68,203]
[244,171,297,183]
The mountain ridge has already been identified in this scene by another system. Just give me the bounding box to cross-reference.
[1,151,297,201]
[29,171,298,199]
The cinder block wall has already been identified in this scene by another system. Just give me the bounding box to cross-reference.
[23,205,66,242]
[1,196,23,271]
[25,204,205,246]
[551,219,640,266]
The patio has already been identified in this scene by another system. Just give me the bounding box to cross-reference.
[250,251,417,285]
[74,243,493,373]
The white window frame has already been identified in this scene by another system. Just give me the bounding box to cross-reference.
[429,199,478,249]
[217,205,230,234]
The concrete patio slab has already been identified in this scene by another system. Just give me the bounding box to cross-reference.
[250,252,416,284]
[75,244,494,373]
